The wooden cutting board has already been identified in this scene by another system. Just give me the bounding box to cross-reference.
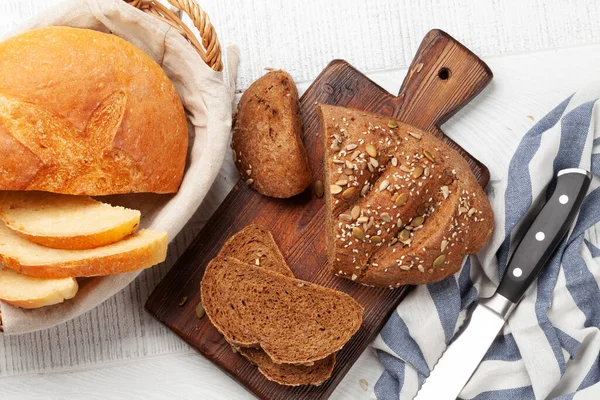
[145,29,492,400]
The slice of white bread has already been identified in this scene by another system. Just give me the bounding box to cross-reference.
[0,223,168,279]
[0,191,141,250]
[0,267,78,309]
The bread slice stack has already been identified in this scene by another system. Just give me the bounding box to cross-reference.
[0,191,168,308]
[201,225,363,386]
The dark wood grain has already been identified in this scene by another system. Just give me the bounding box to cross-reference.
[145,29,492,400]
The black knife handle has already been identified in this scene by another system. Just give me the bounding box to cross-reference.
[497,169,591,304]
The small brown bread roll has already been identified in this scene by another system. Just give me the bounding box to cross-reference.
[231,70,312,198]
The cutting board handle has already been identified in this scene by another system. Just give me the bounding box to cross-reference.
[396,29,492,133]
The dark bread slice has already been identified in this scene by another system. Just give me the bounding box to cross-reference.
[319,104,494,288]
[231,70,312,198]
[201,257,363,364]
[217,224,335,386]
[232,345,336,386]
[218,224,293,278]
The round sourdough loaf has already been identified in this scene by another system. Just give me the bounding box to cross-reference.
[0,26,188,195]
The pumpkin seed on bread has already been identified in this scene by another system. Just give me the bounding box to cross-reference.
[216,224,335,386]
[319,105,494,288]
[231,70,312,198]
[201,256,363,365]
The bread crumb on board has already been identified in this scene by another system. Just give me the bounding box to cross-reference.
[359,378,369,391]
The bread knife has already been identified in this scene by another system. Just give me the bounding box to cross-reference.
[414,168,592,400]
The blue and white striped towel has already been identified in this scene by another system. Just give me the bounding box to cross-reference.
[372,87,600,399]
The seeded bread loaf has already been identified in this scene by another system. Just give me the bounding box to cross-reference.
[231,70,312,198]
[0,267,78,309]
[319,105,493,288]
[201,256,363,364]
[0,27,187,195]
[0,191,140,250]
[0,223,167,279]
[217,224,335,386]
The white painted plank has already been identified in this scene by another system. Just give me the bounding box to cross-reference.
[0,348,385,400]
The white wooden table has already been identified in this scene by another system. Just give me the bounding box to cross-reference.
[2,1,600,399]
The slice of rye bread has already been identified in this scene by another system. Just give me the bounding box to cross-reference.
[216,224,335,386]
[201,256,363,364]
[319,104,494,288]
[230,345,336,387]
[218,224,293,278]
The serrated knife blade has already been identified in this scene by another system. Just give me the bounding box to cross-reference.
[413,297,510,399]
[414,168,592,400]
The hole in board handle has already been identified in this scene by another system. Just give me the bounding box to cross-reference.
[438,67,451,80]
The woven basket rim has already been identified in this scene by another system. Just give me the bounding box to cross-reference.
[125,0,223,71]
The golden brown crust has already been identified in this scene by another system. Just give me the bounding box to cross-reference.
[0,27,187,195]
[231,70,312,198]
[10,221,140,251]
[319,105,493,288]
[0,191,142,250]
[0,226,168,279]
[0,121,42,189]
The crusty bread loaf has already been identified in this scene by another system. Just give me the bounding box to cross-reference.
[0,223,167,279]
[0,191,140,249]
[319,105,493,288]
[0,27,187,195]
[231,70,312,198]
[217,224,335,386]
[0,267,78,309]
[201,257,363,364]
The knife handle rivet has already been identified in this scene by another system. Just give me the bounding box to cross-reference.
[535,232,545,241]
[559,195,569,204]
[513,268,523,277]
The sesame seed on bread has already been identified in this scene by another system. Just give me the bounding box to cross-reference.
[319,104,493,288]
[231,70,312,198]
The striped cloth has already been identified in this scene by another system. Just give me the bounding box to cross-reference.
[371,87,600,399]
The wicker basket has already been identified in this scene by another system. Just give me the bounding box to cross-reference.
[0,0,222,333]
[126,0,222,71]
